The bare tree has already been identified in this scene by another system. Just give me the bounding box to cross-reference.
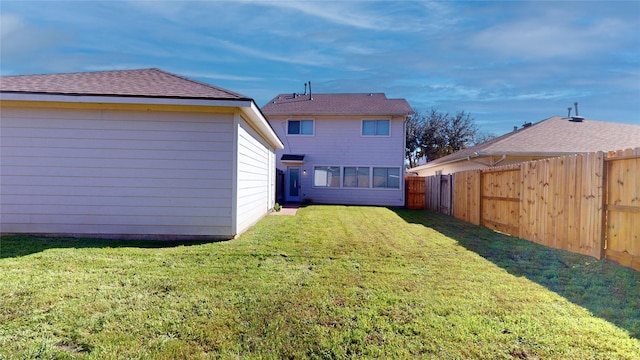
[472,131,496,146]
[420,109,449,161]
[405,111,424,169]
[406,108,481,166]
[442,110,477,155]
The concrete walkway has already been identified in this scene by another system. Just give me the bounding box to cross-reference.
[270,203,300,216]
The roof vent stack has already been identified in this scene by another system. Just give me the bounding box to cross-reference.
[308,81,313,100]
[303,83,307,95]
[570,102,584,122]
[567,107,572,118]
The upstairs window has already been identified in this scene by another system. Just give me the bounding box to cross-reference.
[362,120,390,136]
[288,120,314,135]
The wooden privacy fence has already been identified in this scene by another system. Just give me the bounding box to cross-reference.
[429,148,639,271]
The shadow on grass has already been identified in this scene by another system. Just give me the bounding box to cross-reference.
[0,234,225,259]
[391,208,640,339]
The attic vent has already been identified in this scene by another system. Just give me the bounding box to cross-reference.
[522,122,532,128]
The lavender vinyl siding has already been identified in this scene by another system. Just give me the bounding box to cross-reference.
[269,115,405,206]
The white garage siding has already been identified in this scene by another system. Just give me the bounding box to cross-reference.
[0,106,236,237]
[235,115,274,235]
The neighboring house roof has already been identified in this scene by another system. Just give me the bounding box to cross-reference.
[262,92,413,116]
[409,116,640,172]
[0,68,248,100]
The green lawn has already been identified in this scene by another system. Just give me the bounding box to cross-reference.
[1,206,638,359]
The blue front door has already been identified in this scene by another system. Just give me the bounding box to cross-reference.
[286,167,301,202]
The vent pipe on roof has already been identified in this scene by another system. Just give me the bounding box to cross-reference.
[570,101,584,122]
[303,83,307,95]
[308,81,313,100]
[567,107,572,118]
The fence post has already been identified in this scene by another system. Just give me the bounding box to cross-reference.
[436,175,441,213]
[479,170,484,228]
[599,151,607,260]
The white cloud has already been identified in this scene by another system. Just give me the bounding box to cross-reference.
[205,36,339,67]
[247,1,387,30]
[244,0,449,33]
[0,13,23,39]
[177,70,263,82]
[0,13,69,64]
[469,10,629,60]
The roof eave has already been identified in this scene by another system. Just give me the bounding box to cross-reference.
[0,92,252,108]
[263,111,413,117]
[241,102,285,150]
[408,150,591,172]
[475,150,587,157]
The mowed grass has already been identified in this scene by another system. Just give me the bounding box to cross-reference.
[0,206,638,359]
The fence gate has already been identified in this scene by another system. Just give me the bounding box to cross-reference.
[426,174,453,215]
[481,167,521,237]
[405,176,426,210]
[605,148,640,270]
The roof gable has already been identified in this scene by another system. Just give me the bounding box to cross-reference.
[262,92,413,116]
[0,68,248,100]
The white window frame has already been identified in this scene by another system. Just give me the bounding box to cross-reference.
[361,119,390,137]
[313,166,341,188]
[343,166,370,188]
[372,167,401,189]
[287,119,314,136]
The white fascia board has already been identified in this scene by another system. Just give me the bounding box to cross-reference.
[241,101,285,150]
[0,92,252,108]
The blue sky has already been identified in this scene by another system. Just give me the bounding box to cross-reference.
[1,0,639,135]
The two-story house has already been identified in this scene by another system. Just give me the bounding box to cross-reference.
[262,92,413,206]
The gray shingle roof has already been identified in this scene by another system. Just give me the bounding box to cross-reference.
[423,116,640,167]
[0,68,248,100]
[262,93,413,116]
